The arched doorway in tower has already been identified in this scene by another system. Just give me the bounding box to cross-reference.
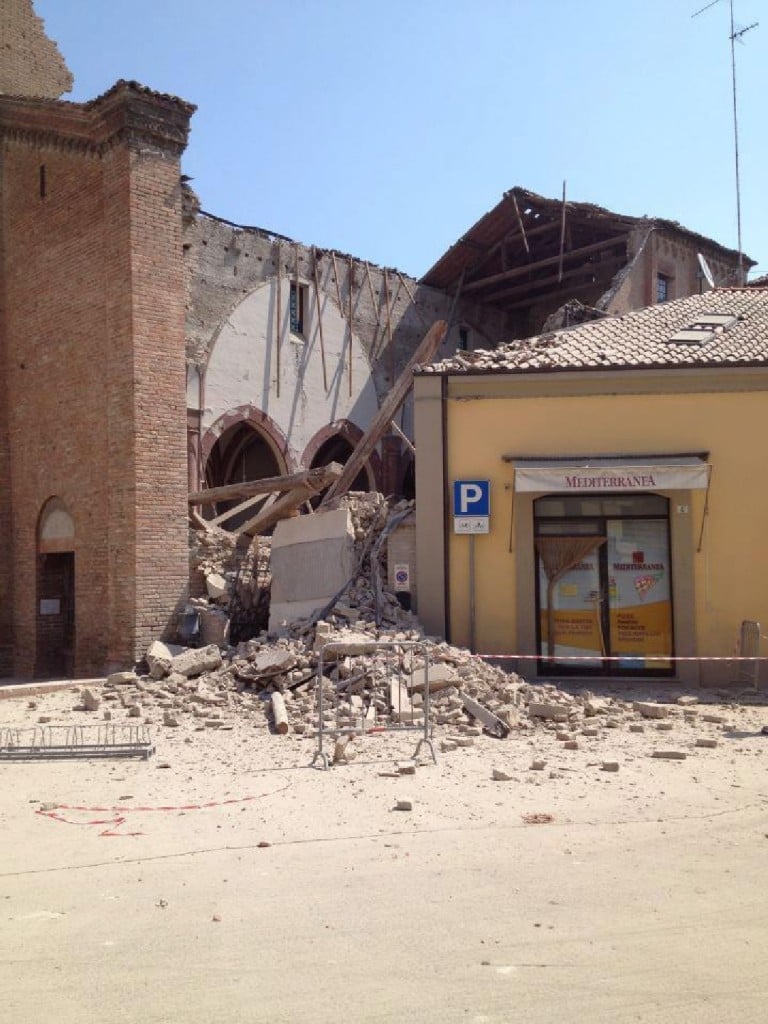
[36,497,76,679]
[204,421,286,531]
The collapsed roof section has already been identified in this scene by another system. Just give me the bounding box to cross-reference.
[421,186,754,334]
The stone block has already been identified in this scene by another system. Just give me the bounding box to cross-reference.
[633,702,668,719]
[146,640,182,680]
[107,671,138,686]
[205,572,228,600]
[170,644,223,678]
[695,738,718,748]
[81,687,100,711]
[528,702,569,722]
[269,509,356,630]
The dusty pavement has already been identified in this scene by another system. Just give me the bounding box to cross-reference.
[0,683,767,1024]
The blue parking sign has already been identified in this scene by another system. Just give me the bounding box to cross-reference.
[453,480,490,534]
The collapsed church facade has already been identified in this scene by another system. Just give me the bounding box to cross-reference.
[0,1,752,679]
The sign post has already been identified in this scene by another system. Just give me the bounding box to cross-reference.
[452,481,490,651]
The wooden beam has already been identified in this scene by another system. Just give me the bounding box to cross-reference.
[188,463,343,506]
[511,192,530,255]
[320,320,447,506]
[484,254,626,305]
[275,240,282,398]
[312,248,329,392]
[235,483,317,538]
[208,491,275,527]
[502,277,613,313]
[348,256,354,397]
[462,235,627,293]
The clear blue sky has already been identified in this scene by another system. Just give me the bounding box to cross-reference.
[36,0,766,278]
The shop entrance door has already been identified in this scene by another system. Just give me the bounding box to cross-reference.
[535,493,673,676]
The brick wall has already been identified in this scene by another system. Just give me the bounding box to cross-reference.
[0,83,194,677]
[0,0,73,99]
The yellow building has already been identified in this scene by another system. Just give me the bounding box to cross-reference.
[414,288,768,688]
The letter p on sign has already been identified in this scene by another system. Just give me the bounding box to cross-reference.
[453,480,490,533]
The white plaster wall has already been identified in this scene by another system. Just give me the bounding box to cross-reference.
[202,278,379,462]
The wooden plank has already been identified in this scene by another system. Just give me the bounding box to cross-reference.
[275,240,282,397]
[558,180,567,283]
[312,248,329,391]
[397,272,428,329]
[320,320,447,505]
[348,256,354,397]
[189,463,343,506]
[511,192,530,255]
[208,491,275,527]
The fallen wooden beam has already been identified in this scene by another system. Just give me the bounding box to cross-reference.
[271,692,289,734]
[208,491,276,527]
[320,320,447,505]
[234,484,312,537]
[189,463,343,506]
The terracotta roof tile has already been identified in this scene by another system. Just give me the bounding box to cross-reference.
[419,289,768,376]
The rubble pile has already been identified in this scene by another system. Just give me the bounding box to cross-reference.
[68,624,722,756]
[189,526,272,641]
[60,494,729,753]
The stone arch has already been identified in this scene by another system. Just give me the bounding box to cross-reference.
[201,405,296,486]
[302,420,380,492]
[37,496,75,553]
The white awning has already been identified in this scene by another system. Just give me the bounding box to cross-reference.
[506,455,710,493]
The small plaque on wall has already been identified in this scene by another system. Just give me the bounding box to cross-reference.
[39,598,61,616]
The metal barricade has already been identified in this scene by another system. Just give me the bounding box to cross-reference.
[0,723,155,760]
[311,640,437,770]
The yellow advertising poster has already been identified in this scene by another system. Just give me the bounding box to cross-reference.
[607,519,672,670]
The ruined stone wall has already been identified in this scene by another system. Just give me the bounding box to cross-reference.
[0,85,193,678]
[183,213,507,487]
[607,227,743,316]
[0,0,73,99]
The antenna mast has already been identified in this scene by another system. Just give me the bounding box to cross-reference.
[693,0,758,282]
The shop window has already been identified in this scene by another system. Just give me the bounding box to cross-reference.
[534,494,673,676]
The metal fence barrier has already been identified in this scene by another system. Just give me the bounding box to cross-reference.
[312,640,437,770]
[0,724,155,761]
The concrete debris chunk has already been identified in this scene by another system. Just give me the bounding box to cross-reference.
[652,750,687,760]
[81,688,100,711]
[528,702,570,722]
[107,670,138,687]
[146,640,182,680]
[633,702,668,719]
[205,572,228,600]
[170,644,223,679]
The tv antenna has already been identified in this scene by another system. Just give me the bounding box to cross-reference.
[692,0,758,282]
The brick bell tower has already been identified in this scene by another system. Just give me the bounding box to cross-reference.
[0,2,196,678]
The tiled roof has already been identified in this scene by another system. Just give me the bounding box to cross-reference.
[417,288,768,376]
